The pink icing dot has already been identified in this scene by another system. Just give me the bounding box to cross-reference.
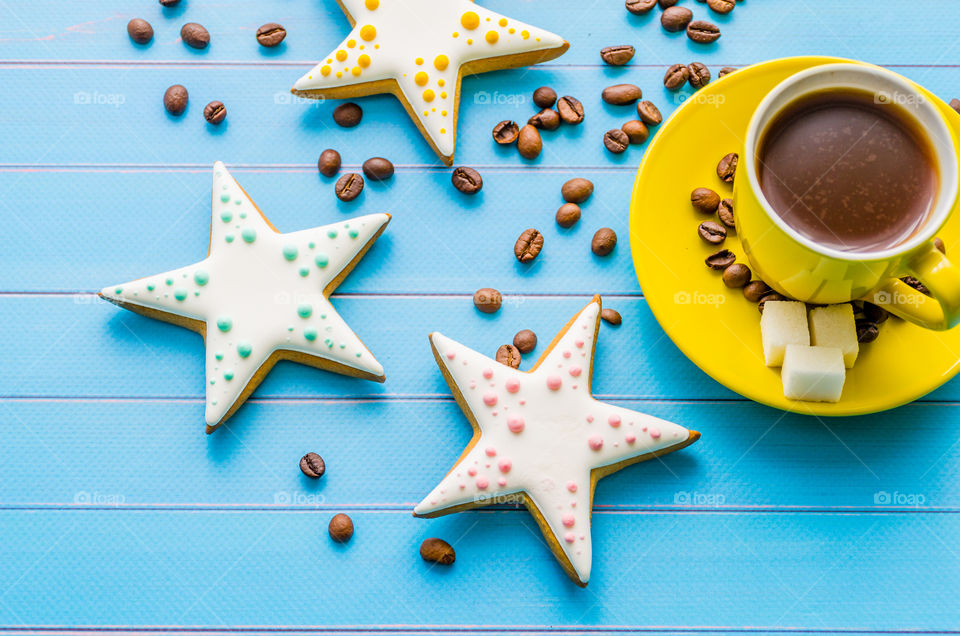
[572,385,578,390]
[459,483,466,490]
[507,415,525,433]
[483,391,497,406]
[546,375,562,391]
[482,368,493,380]
[498,477,507,487]
[562,514,575,528]
[649,427,661,439]
[468,467,477,476]
[625,433,637,443]
[586,415,594,423]
[588,435,604,450]
[569,365,582,377]
[505,378,521,393]
[575,339,584,348]
[446,351,456,360]
[498,459,512,473]
[485,447,497,457]
[567,481,578,493]
[519,400,526,405]
[608,414,621,428]
[563,351,571,359]
[469,380,476,389]
[476,476,489,490]
[564,532,576,544]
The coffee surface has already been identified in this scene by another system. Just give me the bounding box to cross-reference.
[758,89,937,253]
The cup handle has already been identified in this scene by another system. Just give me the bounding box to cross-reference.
[867,241,960,330]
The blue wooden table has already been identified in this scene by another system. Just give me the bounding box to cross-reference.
[2,0,960,633]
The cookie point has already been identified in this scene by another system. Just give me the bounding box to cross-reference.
[688,430,702,443]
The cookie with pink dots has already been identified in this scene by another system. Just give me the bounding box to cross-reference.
[291,0,569,165]
[414,296,700,586]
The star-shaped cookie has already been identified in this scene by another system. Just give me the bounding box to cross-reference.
[414,297,700,586]
[100,162,390,433]
[291,0,569,165]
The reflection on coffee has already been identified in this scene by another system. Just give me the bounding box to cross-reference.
[757,88,937,253]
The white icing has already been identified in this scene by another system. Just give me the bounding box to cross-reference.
[292,0,567,159]
[101,162,389,429]
[414,299,695,585]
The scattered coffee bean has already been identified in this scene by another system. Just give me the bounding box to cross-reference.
[256,22,287,47]
[951,98,960,115]
[299,452,325,478]
[601,45,635,66]
[601,308,622,326]
[659,0,678,7]
[722,263,751,288]
[901,275,931,296]
[687,20,721,43]
[707,0,735,13]
[561,178,594,203]
[556,202,582,228]
[935,237,946,254]
[637,101,663,125]
[474,288,502,313]
[557,96,585,125]
[513,329,537,354]
[698,220,726,244]
[691,187,720,213]
[328,513,354,542]
[717,152,738,183]
[335,173,364,201]
[517,125,542,159]
[743,280,772,302]
[493,120,520,144]
[718,67,738,78]
[718,198,735,227]
[159,0,180,6]
[625,0,657,14]
[420,538,456,565]
[664,64,690,90]
[601,83,642,105]
[362,157,394,181]
[180,22,210,49]
[705,248,735,270]
[514,228,544,263]
[528,109,560,131]
[621,120,649,145]
[127,18,154,44]
[451,166,483,194]
[661,6,693,31]
[318,149,341,177]
[863,302,889,324]
[758,293,786,314]
[163,84,188,116]
[533,86,557,109]
[604,128,629,154]
[332,102,363,127]
[203,100,226,125]
[496,344,522,369]
[592,228,618,256]
[688,62,711,89]
[856,319,880,343]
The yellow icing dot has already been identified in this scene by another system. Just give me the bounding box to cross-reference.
[509,27,515,34]
[359,45,365,50]
[460,11,479,30]
[327,58,333,64]
[358,54,371,68]
[336,49,348,62]
[452,31,459,38]
[374,44,380,49]
[441,110,447,116]
[485,30,499,44]
[423,110,429,116]
[360,24,377,41]
[307,75,313,79]
[336,71,343,78]
[415,71,429,86]
[365,0,379,8]
[415,57,424,65]
[536,37,541,42]
[352,66,362,76]
[437,78,445,87]
[434,55,448,71]
[320,65,331,76]
[466,38,473,45]
[521,30,529,39]
[441,128,446,134]
[498,18,508,27]
[347,39,356,48]
[440,91,447,99]
[485,17,491,21]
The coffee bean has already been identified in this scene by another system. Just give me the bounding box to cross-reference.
[528,109,560,131]
[514,228,544,263]
[691,187,720,213]
[474,288,502,314]
[159,0,180,6]
[722,263,751,288]
[698,220,726,244]
[299,452,325,478]
[621,120,649,145]
[856,319,880,343]
[180,23,210,49]
[318,149,341,177]
[718,67,738,78]
[604,129,629,154]
[517,125,542,159]
[901,275,931,296]
[743,281,772,302]
[556,203,582,228]
[256,23,287,47]
[493,120,520,144]
[592,228,618,256]
[718,198,735,227]
[127,18,154,44]
[863,302,889,324]
[659,0,678,7]
[533,86,557,109]
[687,20,721,43]
[688,62,711,89]
[625,0,657,14]
[601,83,642,105]
[203,100,226,124]
[707,0,735,13]
[664,64,690,90]
[496,344,522,369]
[600,308,622,326]
[332,102,362,127]
[661,7,693,32]
[557,96,585,125]
[705,248,735,270]
[951,98,960,115]
[452,166,483,194]
[328,513,354,542]
[717,152,738,183]
[335,173,364,201]
[758,293,786,314]
[362,157,394,181]
[561,178,594,203]
[935,237,946,254]
[601,45,635,66]
[637,101,663,125]
[163,84,188,116]
[420,538,456,565]
[513,329,537,354]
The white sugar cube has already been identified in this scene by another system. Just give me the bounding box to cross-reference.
[760,301,810,367]
[781,345,845,403]
[809,304,859,368]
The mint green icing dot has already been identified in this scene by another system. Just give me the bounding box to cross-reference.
[220,210,233,223]
[220,193,230,203]
[237,342,252,358]
[287,325,294,332]
[225,234,235,243]
[174,288,187,302]
[235,199,242,205]
[297,304,313,319]
[324,338,334,348]
[327,229,338,239]
[308,242,316,249]
[320,313,327,320]
[210,379,215,385]
[339,343,346,349]
[215,352,224,361]
[349,229,359,239]
[114,287,123,295]
[194,292,199,297]
[282,245,298,261]
[241,228,257,244]
[224,370,234,381]
[304,328,318,341]
[240,212,247,219]
[147,284,155,291]
[194,270,209,286]
[216,317,232,332]
[315,254,329,268]
[356,352,362,358]
[299,268,309,277]
[165,278,173,286]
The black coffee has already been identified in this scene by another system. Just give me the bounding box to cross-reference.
[758,88,937,253]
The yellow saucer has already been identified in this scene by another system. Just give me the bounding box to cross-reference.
[629,56,960,416]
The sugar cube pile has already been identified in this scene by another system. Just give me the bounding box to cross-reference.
[760,301,809,367]
[781,344,846,403]
[809,304,859,368]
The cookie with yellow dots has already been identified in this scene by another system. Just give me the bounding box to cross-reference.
[291,0,569,165]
